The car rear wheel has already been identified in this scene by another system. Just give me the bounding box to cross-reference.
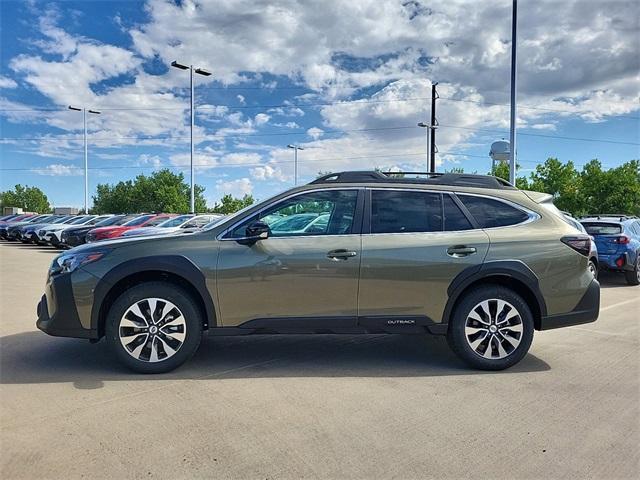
[447,285,534,370]
[624,256,640,286]
[105,282,203,373]
[588,259,598,280]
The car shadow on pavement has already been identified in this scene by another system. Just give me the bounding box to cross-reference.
[0,331,550,387]
[597,271,635,288]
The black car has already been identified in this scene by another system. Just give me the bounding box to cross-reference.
[4,215,52,240]
[61,214,135,248]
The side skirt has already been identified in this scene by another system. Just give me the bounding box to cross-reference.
[208,315,448,336]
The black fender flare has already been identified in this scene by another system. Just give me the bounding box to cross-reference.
[442,260,548,326]
[90,255,216,331]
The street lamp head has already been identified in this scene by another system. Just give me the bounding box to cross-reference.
[287,144,304,150]
[194,68,211,76]
[287,144,295,149]
[171,60,189,70]
[68,105,82,111]
[88,109,101,115]
[417,122,428,128]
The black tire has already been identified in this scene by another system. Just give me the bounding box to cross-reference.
[105,282,203,373]
[624,256,640,286]
[447,285,534,370]
[588,259,599,280]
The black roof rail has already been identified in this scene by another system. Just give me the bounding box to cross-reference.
[309,170,515,189]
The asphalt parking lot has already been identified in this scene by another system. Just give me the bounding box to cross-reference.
[0,241,638,480]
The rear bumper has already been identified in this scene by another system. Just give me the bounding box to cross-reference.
[599,252,634,271]
[539,279,600,330]
[36,273,96,339]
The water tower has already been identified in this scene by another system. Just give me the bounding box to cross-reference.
[489,140,510,172]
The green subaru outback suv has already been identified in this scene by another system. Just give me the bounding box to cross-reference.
[37,171,599,373]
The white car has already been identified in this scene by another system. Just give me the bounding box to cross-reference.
[39,215,111,246]
[121,214,223,238]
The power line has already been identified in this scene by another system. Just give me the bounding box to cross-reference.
[0,149,494,173]
[437,124,639,146]
[2,122,637,146]
[3,95,639,119]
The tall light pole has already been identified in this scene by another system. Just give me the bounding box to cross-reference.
[287,144,304,185]
[417,122,430,171]
[68,105,100,213]
[171,60,211,213]
[508,0,518,185]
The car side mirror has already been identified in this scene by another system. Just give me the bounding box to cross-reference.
[238,221,270,245]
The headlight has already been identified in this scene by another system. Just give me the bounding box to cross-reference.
[50,251,107,275]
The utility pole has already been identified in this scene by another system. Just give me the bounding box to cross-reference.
[430,82,439,173]
[287,144,304,185]
[171,61,212,213]
[417,122,430,171]
[68,106,101,213]
[508,0,518,185]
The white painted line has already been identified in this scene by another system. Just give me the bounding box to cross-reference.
[600,297,640,313]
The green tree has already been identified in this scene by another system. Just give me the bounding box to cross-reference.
[210,194,255,214]
[92,169,207,214]
[526,158,583,214]
[0,184,51,213]
[580,159,640,216]
[489,162,529,190]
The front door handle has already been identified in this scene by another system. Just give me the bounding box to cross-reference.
[447,245,477,257]
[327,249,358,260]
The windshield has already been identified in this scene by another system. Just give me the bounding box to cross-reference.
[581,223,622,235]
[68,215,94,225]
[123,215,153,227]
[158,215,193,228]
[145,216,173,226]
[52,216,71,224]
[94,216,124,227]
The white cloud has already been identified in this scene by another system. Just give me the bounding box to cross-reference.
[220,152,262,166]
[236,94,246,105]
[0,76,17,89]
[307,127,324,139]
[251,163,289,182]
[216,177,254,196]
[169,152,218,170]
[253,113,270,126]
[137,154,162,167]
[31,163,83,176]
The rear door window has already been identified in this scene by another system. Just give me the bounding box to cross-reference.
[581,223,622,235]
[443,195,473,231]
[458,195,529,228]
[371,190,442,233]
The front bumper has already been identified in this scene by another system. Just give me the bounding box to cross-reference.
[36,273,97,339]
[539,279,600,330]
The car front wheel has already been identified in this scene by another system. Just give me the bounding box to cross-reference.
[447,285,534,370]
[105,282,203,373]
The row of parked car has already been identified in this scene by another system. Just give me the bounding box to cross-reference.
[0,212,223,248]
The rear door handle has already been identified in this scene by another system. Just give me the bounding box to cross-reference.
[447,245,477,257]
[327,249,358,260]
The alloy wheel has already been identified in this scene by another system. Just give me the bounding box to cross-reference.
[464,299,523,359]
[118,298,186,362]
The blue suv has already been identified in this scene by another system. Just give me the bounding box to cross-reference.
[580,215,640,285]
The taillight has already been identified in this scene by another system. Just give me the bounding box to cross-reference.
[561,236,591,256]
[613,235,630,244]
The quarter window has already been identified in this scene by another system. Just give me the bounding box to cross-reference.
[458,195,530,228]
[371,190,442,233]
[229,190,358,238]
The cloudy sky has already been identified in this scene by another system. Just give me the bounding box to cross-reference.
[1,0,638,208]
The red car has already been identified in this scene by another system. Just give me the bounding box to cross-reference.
[85,214,175,243]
